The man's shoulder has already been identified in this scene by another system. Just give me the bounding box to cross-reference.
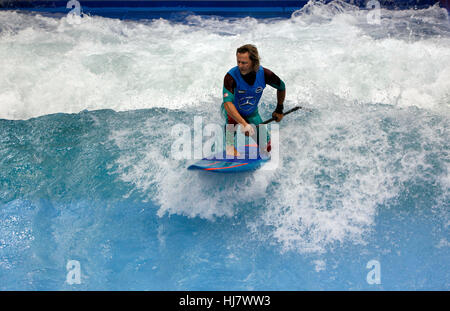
[263,67,274,75]
[226,66,239,76]
[224,72,235,81]
[224,67,238,83]
[223,72,236,91]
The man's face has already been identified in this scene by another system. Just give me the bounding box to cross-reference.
[237,52,252,75]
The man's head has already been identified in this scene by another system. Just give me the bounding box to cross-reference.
[236,44,260,75]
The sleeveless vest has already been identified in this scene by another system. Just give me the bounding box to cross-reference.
[227,66,266,117]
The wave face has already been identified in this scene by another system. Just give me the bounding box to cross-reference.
[1,1,449,290]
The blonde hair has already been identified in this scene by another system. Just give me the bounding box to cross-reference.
[236,44,260,72]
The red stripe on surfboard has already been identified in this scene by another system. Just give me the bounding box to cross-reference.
[204,162,249,171]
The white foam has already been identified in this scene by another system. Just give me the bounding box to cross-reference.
[313,259,326,272]
[1,3,449,119]
[109,119,277,220]
[252,100,449,253]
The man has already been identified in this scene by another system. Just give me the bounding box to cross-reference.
[222,44,286,157]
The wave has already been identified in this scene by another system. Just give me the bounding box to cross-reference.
[0,1,449,255]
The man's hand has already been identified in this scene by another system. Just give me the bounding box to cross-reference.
[241,123,255,136]
[272,111,284,122]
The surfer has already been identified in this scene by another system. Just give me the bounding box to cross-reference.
[222,44,286,157]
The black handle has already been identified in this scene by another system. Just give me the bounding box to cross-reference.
[261,106,311,125]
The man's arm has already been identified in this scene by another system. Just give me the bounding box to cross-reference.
[264,68,286,122]
[223,74,255,136]
[271,90,286,122]
[223,73,246,125]
[224,102,255,136]
[276,89,286,111]
[224,102,246,126]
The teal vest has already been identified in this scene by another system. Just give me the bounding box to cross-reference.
[228,66,266,117]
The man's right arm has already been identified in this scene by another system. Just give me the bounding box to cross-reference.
[223,74,254,135]
[224,102,248,127]
[223,73,246,126]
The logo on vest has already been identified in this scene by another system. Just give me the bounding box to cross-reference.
[255,87,263,93]
[238,96,256,112]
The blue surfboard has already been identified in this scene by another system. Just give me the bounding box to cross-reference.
[187,144,270,173]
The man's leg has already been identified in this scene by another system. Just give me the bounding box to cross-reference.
[221,103,240,156]
[246,110,271,154]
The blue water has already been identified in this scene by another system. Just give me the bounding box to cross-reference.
[0,1,449,290]
[1,106,448,290]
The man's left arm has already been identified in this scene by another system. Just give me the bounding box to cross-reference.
[264,68,286,122]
